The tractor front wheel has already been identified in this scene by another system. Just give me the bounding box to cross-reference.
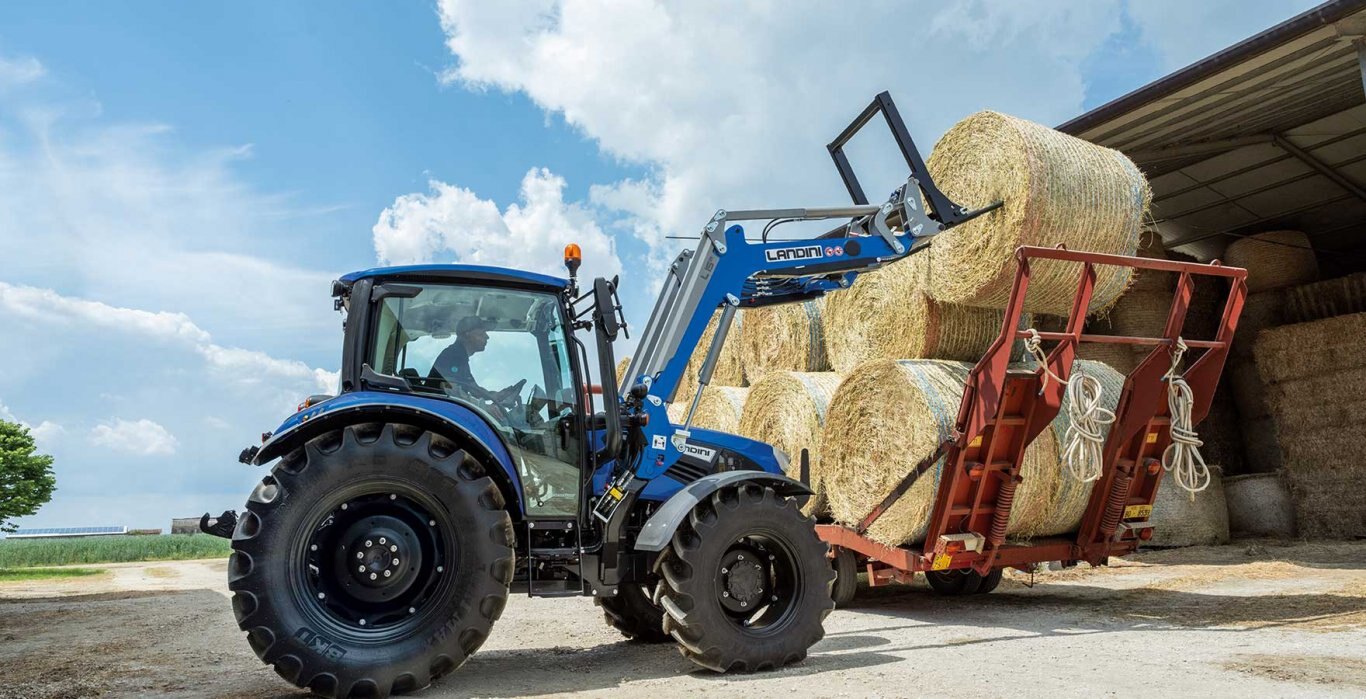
[655,484,834,672]
[596,580,669,642]
[228,423,515,698]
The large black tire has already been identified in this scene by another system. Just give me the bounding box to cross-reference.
[229,423,515,698]
[655,484,834,672]
[596,580,669,642]
[831,548,858,608]
[924,568,985,596]
[975,568,1004,594]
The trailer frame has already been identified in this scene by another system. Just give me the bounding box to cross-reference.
[816,245,1248,582]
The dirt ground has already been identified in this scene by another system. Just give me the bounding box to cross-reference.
[3,540,1366,698]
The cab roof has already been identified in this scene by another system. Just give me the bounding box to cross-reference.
[337,264,569,291]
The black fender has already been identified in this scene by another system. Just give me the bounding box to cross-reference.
[634,471,812,552]
[249,402,525,520]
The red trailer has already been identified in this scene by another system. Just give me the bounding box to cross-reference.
[819,245,1248,597]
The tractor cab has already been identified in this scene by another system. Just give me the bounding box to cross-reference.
[330,263,601,521]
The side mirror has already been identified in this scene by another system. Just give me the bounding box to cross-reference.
[593,277,620,341]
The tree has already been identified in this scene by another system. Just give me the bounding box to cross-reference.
[0,420,56,533]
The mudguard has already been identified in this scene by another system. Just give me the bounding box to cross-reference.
[634,470,812,552]
[249,391,525,517]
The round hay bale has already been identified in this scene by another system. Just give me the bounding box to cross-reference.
[922,111,1149,315]
[688,386,749,433]
[1074,341,1138,373]
[1131,230,1171,292]
[1014,360,1126,538]
[1223,230,1318,293]
[823,261,1011,373]
[821,359,1117,545]
[739,298,829,382]
[1148,468,1230,547]
[1109,289,1174,338]
[675,311,746,402]
[737,371,843,516]
[1224,473,1296,537]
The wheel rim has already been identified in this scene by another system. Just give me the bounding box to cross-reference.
[713,531,801,635]
[291,482,454,641]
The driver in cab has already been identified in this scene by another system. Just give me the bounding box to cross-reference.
[431,316,523,406]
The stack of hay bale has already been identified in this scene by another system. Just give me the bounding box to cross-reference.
[1223,231,1319,474]
[1254,313,1366,538]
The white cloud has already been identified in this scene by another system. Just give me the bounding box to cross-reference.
[90,419,179,456]
[436,0,1125,261]
[0,281,335,399]
[0,399,64,448]
[1127,1,1323,72]
[0,54,44,88]
[374,167,622,284]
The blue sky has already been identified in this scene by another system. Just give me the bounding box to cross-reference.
[0,0,1320,531]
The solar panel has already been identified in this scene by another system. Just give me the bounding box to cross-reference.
[7,526,127,539]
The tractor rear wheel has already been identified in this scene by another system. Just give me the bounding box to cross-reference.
[596,580,669,642]
[228,423,515,698]
[655,484,834,672]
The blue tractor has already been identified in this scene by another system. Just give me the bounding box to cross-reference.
[217,93,999,697]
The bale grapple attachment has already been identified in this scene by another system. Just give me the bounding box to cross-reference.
[817,246,1248,583]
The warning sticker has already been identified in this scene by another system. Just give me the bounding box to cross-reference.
[1145,432,1158,444]
[652,435,666,450]
[931,553,953,571]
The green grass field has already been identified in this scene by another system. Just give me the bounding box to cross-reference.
[0,534,232,568]
[0,567,105,582]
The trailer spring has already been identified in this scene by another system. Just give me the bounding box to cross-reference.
[988,474,1020,546]
[1099,466,1133,540]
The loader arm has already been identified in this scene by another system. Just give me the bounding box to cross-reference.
[625,174,991,408]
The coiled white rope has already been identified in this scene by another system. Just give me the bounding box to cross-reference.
[1162,338,1211,497]
[1060,371,1115,483]
[1023,329,1114,483]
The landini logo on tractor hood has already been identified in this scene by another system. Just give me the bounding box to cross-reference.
[765,245,824,263]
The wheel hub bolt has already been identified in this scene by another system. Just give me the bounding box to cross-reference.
[365,540,373,548]
[383,570,391,578]
[437,566,444,573]
[318,593,326,600]
[357,566,365,573]
[341,503,348,510]
[390,545,398,552]
[721,567,728,574]
[358,619,366,626]
[738,554,745,561]
[392,559,400,566]
[356,552,364,559]
[369,573,377,580]
[310,544,317,551]
[390,494,397,500]
[408,607,416,614]
[723,591,730,598]
[429,520,435,526]
[379,537,387,545]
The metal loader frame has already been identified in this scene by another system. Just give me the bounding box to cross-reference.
[817,246,1248,582]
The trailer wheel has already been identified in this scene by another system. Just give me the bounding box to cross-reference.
[596,580,669,642]
[974,568,1004,594]
[655,484,834,672]
[228,423,515,698]
[831,548,859,608]
[923,568,985,596]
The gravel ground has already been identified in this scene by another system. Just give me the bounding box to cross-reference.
[2,540,1365,698]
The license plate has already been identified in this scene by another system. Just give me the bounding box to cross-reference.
[1124,504,1153,519]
